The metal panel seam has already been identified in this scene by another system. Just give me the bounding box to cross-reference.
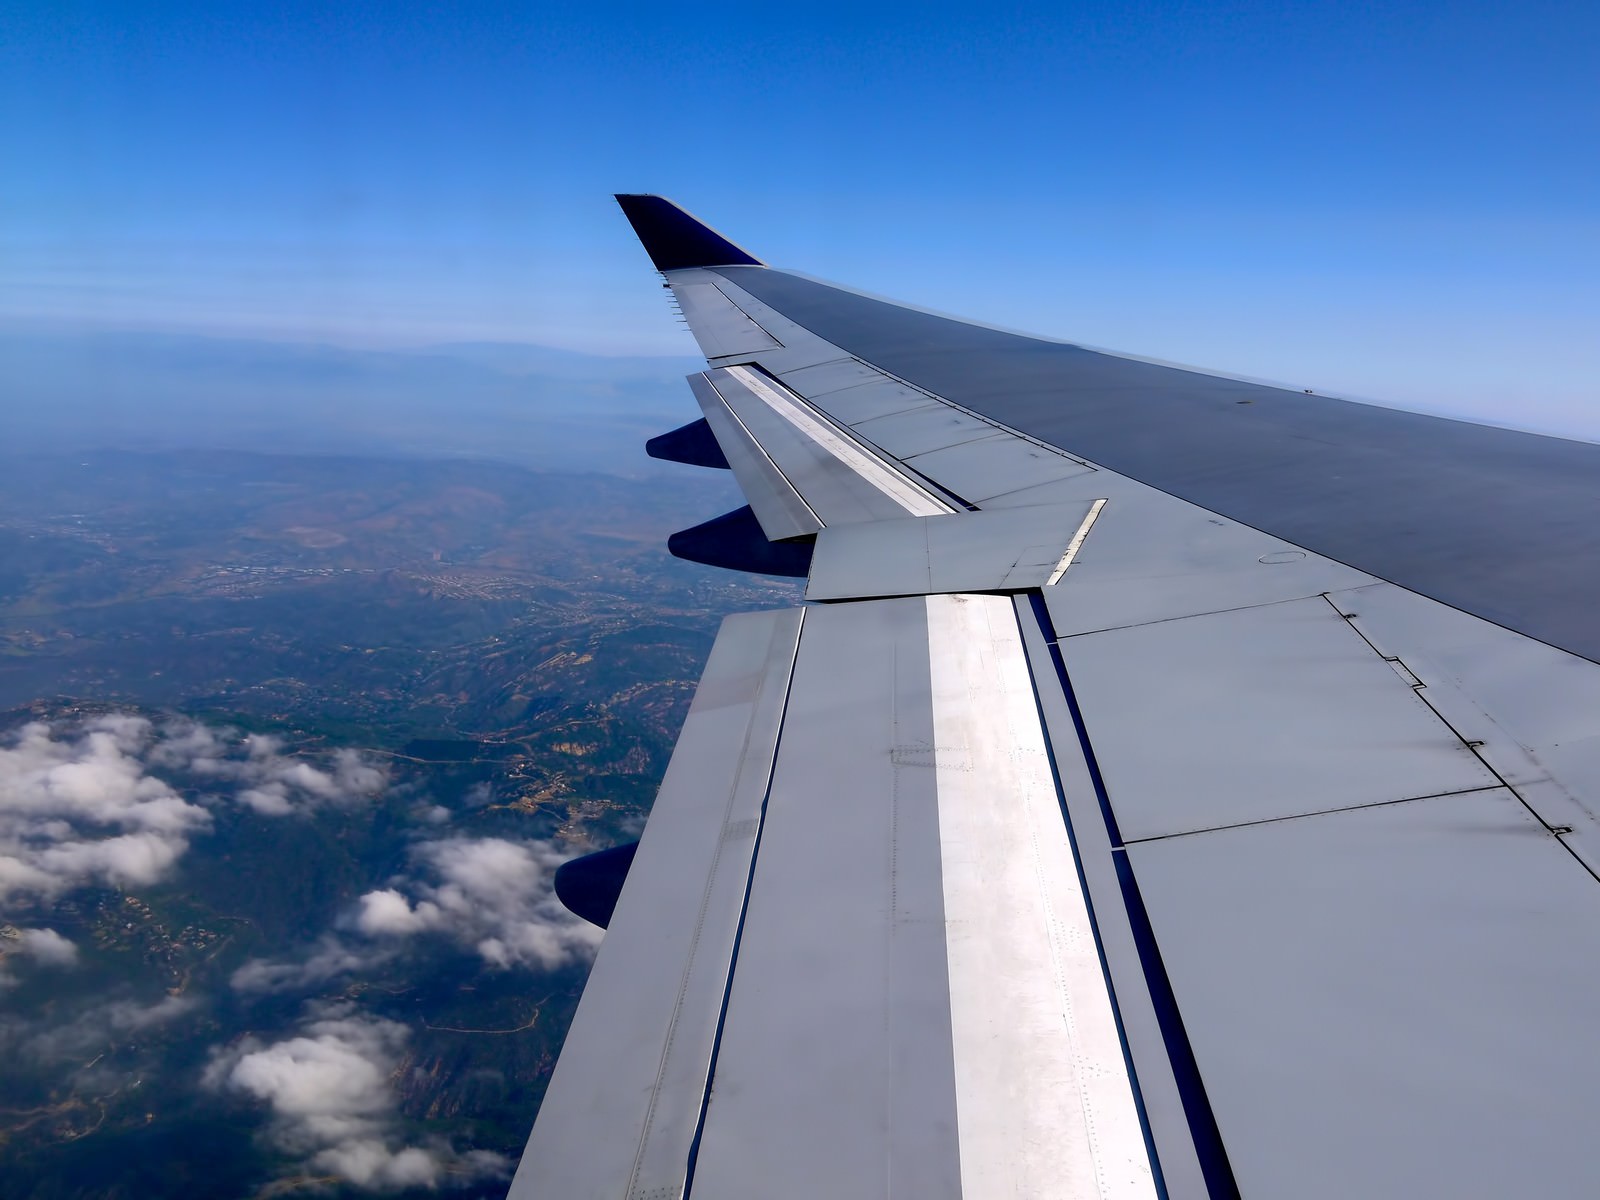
[681,608,808,1199]
[932,593,1153,1197]
[1119,783,1507,845]
[895,458,980,511]
[701,372,824,531]
[1024,593,1240,1199]
[851,360,1096,469]
[709,280,786,348]
[1320,594,1600,885]
[623,609,805,1198]
[1010,593,1167,1197]
[1050,590,1359,642]
[721,364,958,516]
[708,274,1097,470]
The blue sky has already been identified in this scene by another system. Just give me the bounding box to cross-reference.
[4,0,1598,430]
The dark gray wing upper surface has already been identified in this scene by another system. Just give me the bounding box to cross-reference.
[710,265,1600,665]
[508,196,1600,1200]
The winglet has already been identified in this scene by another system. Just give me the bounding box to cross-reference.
[614,194,764,272]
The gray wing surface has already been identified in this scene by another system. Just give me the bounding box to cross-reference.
[508,195,1600,1199]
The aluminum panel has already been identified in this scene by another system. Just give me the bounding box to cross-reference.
[850,404,1001,458]
[706,275,846,371]
[924,507,1080,594]
[690,598,963,1199]
[809,378,941,425]
[1331,580,1600,875]
[805,504,1092,601]
[777,356,887,396]
[713,366,954,520]
[1012,597,1212,1197]
[1062,596,1500,841]
[804,513,933,600]
[976,473,1117,510]
[510,608,803,1199]
[929,595,1155,1200]
[708,369,929,527]
[673,281,782,358]
[1128,789,1600,1200]
[1041,479,1376,636]
[1336,580,1600,789]
[691,373,820,541]
[906,433,1095,503]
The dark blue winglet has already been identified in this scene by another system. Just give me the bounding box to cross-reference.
[614,194,764,272]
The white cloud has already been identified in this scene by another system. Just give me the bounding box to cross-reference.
[156,723,387,816]
[4,993,199,1062]
[356,836,601,970]
[104,993,195,1031]
[17,927,78,966]
[238,782,297,816]
[354,889,441,937]
[234,836,599,993]
[230,935,396,995]
[0,715,389,904]
[204,1004,509,1192]
[0,717,212,902]
[0,925,80,987]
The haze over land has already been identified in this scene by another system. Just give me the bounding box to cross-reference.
[0,65,767,1189]
[0,348,795,1195]
[0,326,705,473]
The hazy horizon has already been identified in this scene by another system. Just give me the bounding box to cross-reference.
[0,321,710,473]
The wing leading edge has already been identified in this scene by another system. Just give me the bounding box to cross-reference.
[508,198,1600,1199]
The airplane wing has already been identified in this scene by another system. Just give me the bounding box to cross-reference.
[508,196,1600,1199]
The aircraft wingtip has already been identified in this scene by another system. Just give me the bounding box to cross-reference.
[613,194,764,272]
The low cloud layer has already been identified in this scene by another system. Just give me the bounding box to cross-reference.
[235,835,599,993]
[0,925,80,987]
[231,934,397,994]
[0,716,212,902]
[204,1004,508,1191]
[14,926,79,966]
[0,992,198,1065]
[0,715,386,905]
[355,836,601,970]
[148,724,385,816]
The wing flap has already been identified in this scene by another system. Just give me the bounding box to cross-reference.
[674,282,783,359]
[509,608,801,1199]
[702,369,934,526]
[1128,788,1600,1200]
[690,594,1153,1199]
[804,503,1100,600]
[690,366,955,540]
[1061,595,1499,841]
[689,373,821,541]
[516,596,1158,1199]
[663,269,1099,513]
[1029,520,1600,1198]
[903,433,1095,504]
